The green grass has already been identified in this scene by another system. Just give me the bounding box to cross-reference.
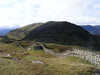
[23,55,40,61]
[5,23,43,41]
[42,57,95,75]
[0,42,97,75]
[0,56,96,75]
[45,43,82,53]
[28,49,56,58]
[0,43,24,53]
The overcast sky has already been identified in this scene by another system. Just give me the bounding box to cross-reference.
[0,0,100,28]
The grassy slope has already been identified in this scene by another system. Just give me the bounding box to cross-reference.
[0,42,97,75]
[45,43,82,53]
[0,57,96,75]
[6,23,43,40]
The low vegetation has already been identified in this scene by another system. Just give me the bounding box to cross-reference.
[0,41,98,75]
[0,56,96,75]
[45,43,80,53]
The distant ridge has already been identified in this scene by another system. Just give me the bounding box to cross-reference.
[0,28,13,36]
[82,25,100,35]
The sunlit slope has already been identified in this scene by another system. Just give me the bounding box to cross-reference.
[5,23,43,40]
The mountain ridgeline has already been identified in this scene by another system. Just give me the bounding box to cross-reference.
[3,21,100,49]
[0,28,13,36]
[82,25,100,35]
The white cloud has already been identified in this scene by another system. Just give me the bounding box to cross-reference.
[93,4,100,8]
[0,0,100,28]
[0,0,11,5]
[30,0,100,25]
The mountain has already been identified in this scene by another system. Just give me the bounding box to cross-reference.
[0,22,100,74]
[24,21,93,45]
[0,29,13,36]
[82,25,100,35]
[3,21,99,49]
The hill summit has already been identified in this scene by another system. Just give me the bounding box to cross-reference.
[4,21,98,49]
[24,21,95,47]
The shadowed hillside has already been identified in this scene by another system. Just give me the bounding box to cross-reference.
[2,21,100,49]
[24,21,96,48]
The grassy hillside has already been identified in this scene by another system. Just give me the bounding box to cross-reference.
[0,42,98,75]
[0,21,100,75]
[5,23,43,41]
[0,56,96,75]
[3,21,97,48]
[2,21,100,50]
